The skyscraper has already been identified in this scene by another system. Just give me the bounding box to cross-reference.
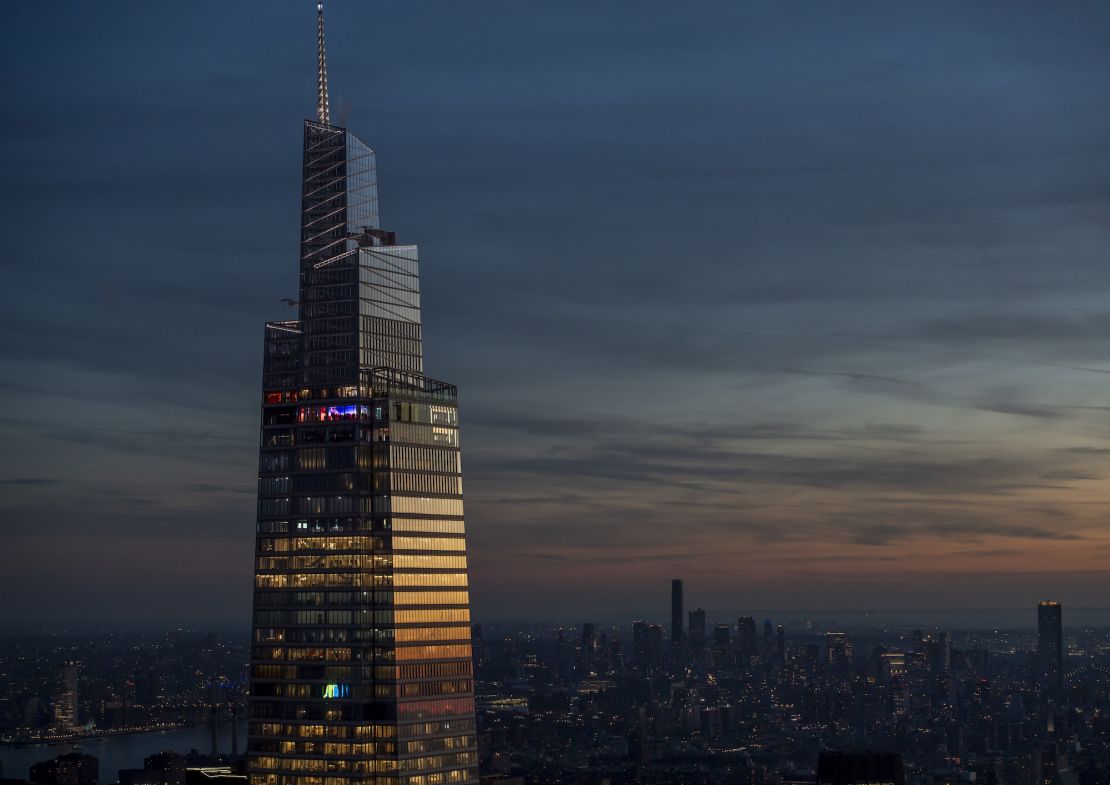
[52,664,78,732]
[737,617,756,665]
[825,632,852,670]
[712,624,731,669]
[248,6,478,785]
[29,753,98,785]
[646,624,664,672]
[1037,601,1063,693]
[688,608,707,660]
[632,621,663,674]
[632,621,650,672]
[670,579,684,651]
[581,623,597,672]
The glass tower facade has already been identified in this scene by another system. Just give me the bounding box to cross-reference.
[247,25,478,785]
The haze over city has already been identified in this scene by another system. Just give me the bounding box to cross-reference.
[4,1,1110,627]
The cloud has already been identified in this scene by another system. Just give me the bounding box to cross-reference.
[775,368,927,393]
[6,0,1110,622]
[918,312,1110,346]
[847,520,1082,547]
[973,399,1066,420]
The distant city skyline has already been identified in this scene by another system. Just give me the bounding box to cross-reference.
[5,600,1105,784]
[4,1,1110,624]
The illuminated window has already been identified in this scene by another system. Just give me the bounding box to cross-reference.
[322,683,350,699]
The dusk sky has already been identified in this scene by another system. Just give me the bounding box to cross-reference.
[3,1,1110,627]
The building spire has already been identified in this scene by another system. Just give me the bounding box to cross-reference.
[316,2,330,125]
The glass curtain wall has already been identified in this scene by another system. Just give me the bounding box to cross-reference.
[248,119,478,785]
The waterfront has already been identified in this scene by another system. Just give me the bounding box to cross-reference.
[0,722,246,784]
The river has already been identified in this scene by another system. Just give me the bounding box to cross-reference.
[0,721,247,784]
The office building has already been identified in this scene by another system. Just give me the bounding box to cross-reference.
[632,622,649,671]
[52,665,78,732]
[688,609,707,657]
[1037,601,1063,693]
[580,623,597,672]
[670,579,684,652]
[711,624,731,669]
[826,632,852,669]
[646,624,663,671]
[248,5,478,784]
[737,617,756,664]
[29,755,97,785]
[633,622,663,673]
[118,753,187,785]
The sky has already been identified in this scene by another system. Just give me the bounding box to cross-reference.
[2,1,1110,628]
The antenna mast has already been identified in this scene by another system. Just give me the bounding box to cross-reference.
[316,2,330,125]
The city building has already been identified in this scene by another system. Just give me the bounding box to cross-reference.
[880,651,906,680]
[633,622,664,673]
[247,5,478,785]
[1038,601,1064,694]
[29,754,97,785]
[646,624,663,671]
[688,609,707,659]
[51,665,78,732]
[670,579,684,653]
[580,623,597,672]
[711,624,731,669]
[737,616,756,664]
[632,621,649,670]
[826,632,852,669]
[118,753,187,785]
